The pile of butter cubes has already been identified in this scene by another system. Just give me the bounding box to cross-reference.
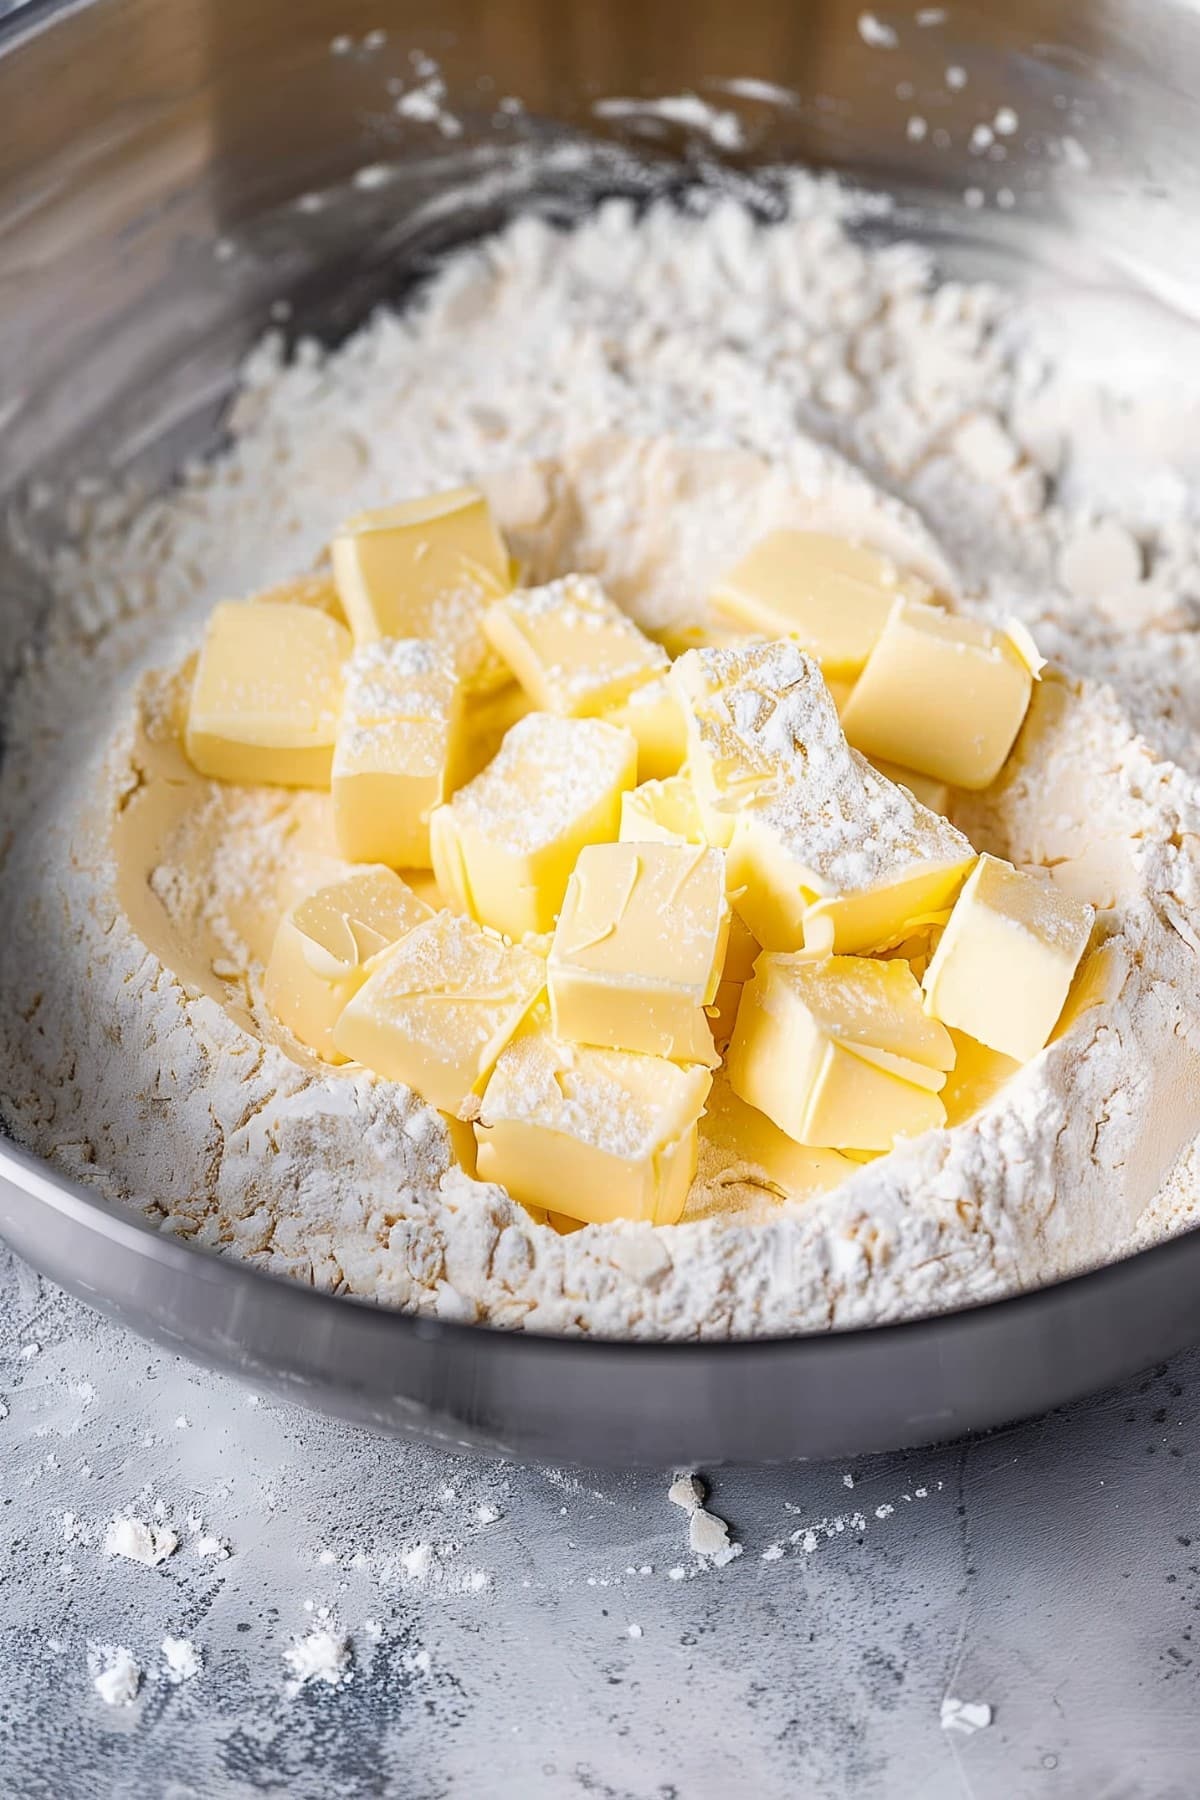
[183,489,1095,1229]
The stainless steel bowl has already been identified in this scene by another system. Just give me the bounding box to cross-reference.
[3,0,1200,1465]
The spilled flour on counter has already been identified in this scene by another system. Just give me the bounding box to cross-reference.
[3,171,1200,1338]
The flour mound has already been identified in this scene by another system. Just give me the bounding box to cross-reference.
[3,174,1200,1340]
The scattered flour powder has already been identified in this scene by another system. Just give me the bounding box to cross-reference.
[3,173,1200,1338]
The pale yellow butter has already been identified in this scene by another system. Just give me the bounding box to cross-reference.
[699,1071,855,1200]
[711,530,932,679]
[333,911,546,1114]
[548,842,730,1066]
[185,600,351,788]
[601,673,688,781]
[922,853,1094,1062]
[474,1027,711,1226]
[263,866,433,1062]
[727,953,955,1151]
[331,485,511,687]
[257,570,347,622]
[672,641,976,953]
[332,639,463,868]
[842,601,1040,790]
[619,775,707,848]
[482,574,668,719]
[870,759,952,817]
[429,712,638,938]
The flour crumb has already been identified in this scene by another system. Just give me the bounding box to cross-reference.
[104,1516,179,1568]
[668,1473,704,1512]
[161,1636,202,1684]
[627,1622,643,1639]
[284,1628,352,1695]
[857,12,898,48]
[762,1543,785,1562]
[475,1504,501,1525]
[400,1542,435,1582]
[667,1565,687,1582]
[90,1644,142,1707]
[941,1696,994,1734]
[689,1507,742,1567]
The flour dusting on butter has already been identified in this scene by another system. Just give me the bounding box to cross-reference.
[3,174,1200,1338]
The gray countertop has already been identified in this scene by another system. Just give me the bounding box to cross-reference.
[0,1244,1196,1800]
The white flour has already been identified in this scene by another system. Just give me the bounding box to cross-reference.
[3,173,1200,1338]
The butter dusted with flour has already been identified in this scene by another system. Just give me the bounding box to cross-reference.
[728,953,955,1151]
[185,601,351,788]
[263,866,433,1062]
[332,639,463,869]
[600,673,688,780]
[429,712,638,938]
[483,574,668,718]
[710,530,932,679]
[620,776,706,848]
[331,485,511,687]
[333,911,545,1114]
[842,601,1042,790]
[672,640,975,953]
[474,1026,711,1226]
[922,853,1094,1061]
[548,842,729,1065]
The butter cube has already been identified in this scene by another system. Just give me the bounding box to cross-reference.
[263,866,432,1062]
[474,1027,711,1226]
[619,776,707,848]
[727,954,955,1150]
[429,713,638,938]
[548,843,729,1065]
[332,639,463,868]
[186,601,351,788]
[456,681,534,785]
[842,601,1041,790]
[711,531,932,679]
[673,641,976,952]
[601,673,688,780]
[331,486,511,687]
[482,574,669,718]
[699,1072,854,1202]
[922,853,1094,1061]
[870,759,951,817]
[333,911,546,1114]
[258,571,347,622]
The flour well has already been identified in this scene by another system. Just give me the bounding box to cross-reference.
[3,174,1200,1338]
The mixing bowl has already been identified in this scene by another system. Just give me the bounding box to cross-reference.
[3,0,1200,1465]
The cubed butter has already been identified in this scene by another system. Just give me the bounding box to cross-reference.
[263,866,433,1062]
[332,639,463,868]
[474,1027,711,1226]
[548,842,730,1065]
[870,759,951,817]
[331,486,511,687]
[185,601,351,788]
[922,853,1094,1062]
[601,673,688,780]
[333,911,546,1114]
[710,530,932,679]
[619,776,707,848]
[727,953,955,1150]
[673,641,976,952]
[257,571,347,622]
[429,712,638,938]
[699,1072,855,1201]
[842,601,1042,790]
[482,574,669,718]
[455,681,534,786]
